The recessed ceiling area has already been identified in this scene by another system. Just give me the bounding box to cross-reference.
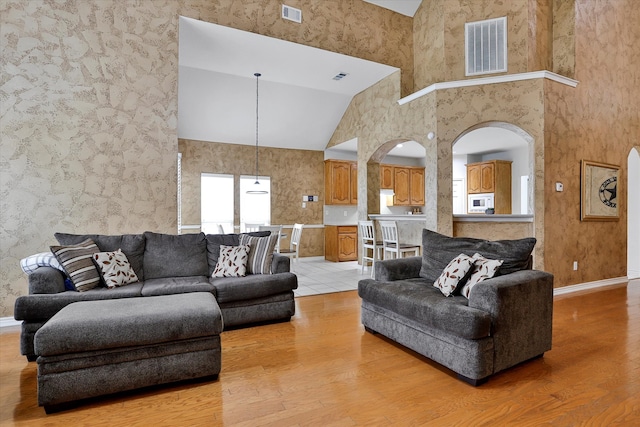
[178,17,399,151]
[363,0,423,17]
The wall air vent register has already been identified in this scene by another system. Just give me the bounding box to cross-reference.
[465,16,507,76]
[282,5,302,23]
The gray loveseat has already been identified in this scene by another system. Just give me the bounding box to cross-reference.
[358,229,553,385]
[15,231,298,361]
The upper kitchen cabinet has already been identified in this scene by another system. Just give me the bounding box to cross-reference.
[388,165,425,206]
[466,160,512,213]
[380,164,394,189]
[325,160,356,205]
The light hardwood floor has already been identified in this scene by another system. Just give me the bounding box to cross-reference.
[1,282,638,426]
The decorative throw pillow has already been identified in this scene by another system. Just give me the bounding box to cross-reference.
[433,253,475,297]
[50,238,101,292]
[20,252,65,274]
[212,245,250,278]
[239,233,278,274]
[93,249,139,288]
[460,253,504,298]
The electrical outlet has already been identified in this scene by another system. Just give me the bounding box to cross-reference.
[302,202,306,208]
[343,211,347,217]
[573,261,578,270]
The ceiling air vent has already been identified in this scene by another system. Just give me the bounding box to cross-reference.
[282,5,302,23]
[332,72,348,81]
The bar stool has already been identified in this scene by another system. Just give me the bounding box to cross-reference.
[358,220,384,278]
[379,220,421,260]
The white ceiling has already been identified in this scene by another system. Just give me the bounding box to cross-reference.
[178,16,398,151]
[177,1,523,160]
[363,0,423,17]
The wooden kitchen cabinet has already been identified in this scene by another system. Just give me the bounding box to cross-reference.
[382,165,424,206]
[393,167,410,205]
[380,165,394,189]
[466,160,512,214]
[350,162,358,204]
[409,167,425,205]
[325,160,356,205]
[325,225,358,262]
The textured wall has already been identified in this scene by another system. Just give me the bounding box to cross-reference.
[0,0,414,317]
[178,139,325,257]
[413,0,531,89]
[181,0,414,97]
[1,0,179,317]
[542,0,639,286]
[454,221,534,240]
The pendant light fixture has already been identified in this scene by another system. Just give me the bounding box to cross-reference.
[247,72,268,194]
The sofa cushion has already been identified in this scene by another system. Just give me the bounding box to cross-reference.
[239,233,278,274]
[433,253,474,297]
[205,232,270,276]
[419,229,536,283]
[140,276,214,297]
[461,253,503,298]
[50,239,102,292]
[93,249,139,288]
[143,232,208,280]
[211,272,297,304]
[358,278,492,340]
[212,245,250,277]
[55,233,146,281]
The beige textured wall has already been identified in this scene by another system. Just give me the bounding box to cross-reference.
[179,139,325,257]
[454,222,534,240]
[0,0,413,317]
[413,0,531,88]
[1,0,180,317]
[542,0,639,286]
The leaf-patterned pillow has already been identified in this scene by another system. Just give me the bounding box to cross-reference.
[93,249,139,288]
[460,253,504,298]
[212,245,250,278]
[433,253,475,297]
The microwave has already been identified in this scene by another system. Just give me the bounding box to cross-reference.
[468,193,494,213]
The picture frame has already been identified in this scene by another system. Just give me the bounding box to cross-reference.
[580,160,619,221]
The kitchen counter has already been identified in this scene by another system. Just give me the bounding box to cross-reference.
[368,214,426,221]
[454,214,533,222]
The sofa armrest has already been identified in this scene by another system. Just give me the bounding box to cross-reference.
[468,269,554,373]
[374,256,422,281]
[28,267,66,294]
[271,254,290,274]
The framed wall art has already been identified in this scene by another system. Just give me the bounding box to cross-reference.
[580,160,619,221]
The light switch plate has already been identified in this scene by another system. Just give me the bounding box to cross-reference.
[555,182,564,192]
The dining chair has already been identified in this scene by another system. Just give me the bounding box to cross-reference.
[358,220,383,278]
[217,224,225,234]
[379,220,421,260]
[258,225,284,253]
[279,223,303,271]
[243,223,262,232]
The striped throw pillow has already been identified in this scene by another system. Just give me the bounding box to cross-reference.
[50,238,101,292]
[239,233,278,274]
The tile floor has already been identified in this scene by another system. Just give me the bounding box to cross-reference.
[292,257,372,297]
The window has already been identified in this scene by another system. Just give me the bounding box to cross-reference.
[201,174,234,234]
[240,176,270,231]
[465,16,507,76]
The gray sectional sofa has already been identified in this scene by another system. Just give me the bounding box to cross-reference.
[358,229,554,385]
[14,231,298,361]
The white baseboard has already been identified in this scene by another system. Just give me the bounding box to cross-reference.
[0,317,20,328]
[553,276,629,296]
[0,276,631,328]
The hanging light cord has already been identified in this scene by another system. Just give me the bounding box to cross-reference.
[254,72,261,183]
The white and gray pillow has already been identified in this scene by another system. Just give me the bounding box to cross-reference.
[50,238,101,292]
[460,253,504,298]
[93,249,139,288]
[212,245,250,277]
[433,253,475,297]
[239,233,278,275]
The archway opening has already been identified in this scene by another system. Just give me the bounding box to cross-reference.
[452,122,534,215]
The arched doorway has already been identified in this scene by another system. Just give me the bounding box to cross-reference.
[628,147,640,279]
[452,122,534,216]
